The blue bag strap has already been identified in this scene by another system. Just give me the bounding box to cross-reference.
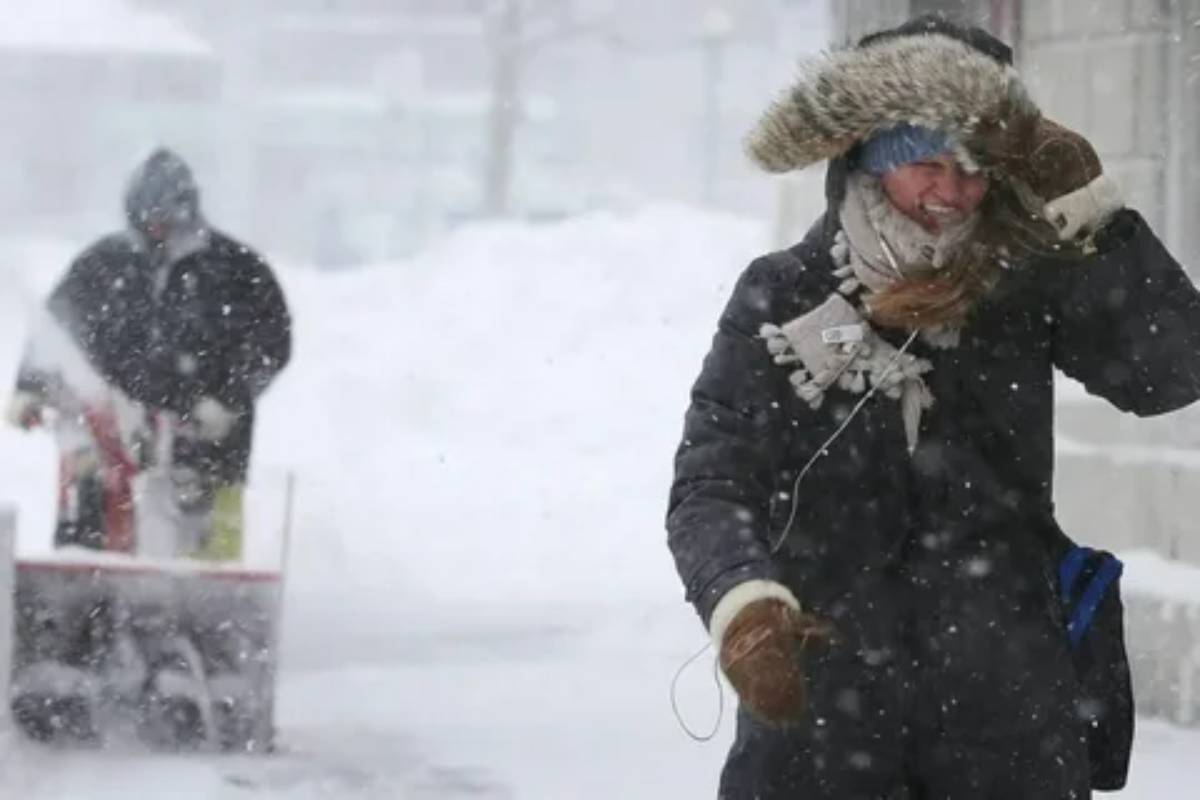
[1058,546,1092,605]
[1067,554,1123,649]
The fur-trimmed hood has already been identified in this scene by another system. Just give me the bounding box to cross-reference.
[747,29,1039,174]
[745,18,1071,332]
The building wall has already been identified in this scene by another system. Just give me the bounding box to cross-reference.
[1165,0,1200,278]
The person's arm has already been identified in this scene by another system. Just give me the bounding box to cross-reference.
[1049,210,1200,415]
[668,253,840,726]
[222,249,292,409]
[182,247,292,423]
[667,256,801,634]
[151,244,291,441]
[975,113,1200,413]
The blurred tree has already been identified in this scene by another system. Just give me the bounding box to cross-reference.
[481,0,614,217]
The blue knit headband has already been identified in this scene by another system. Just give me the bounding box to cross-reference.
[858,123,953,175]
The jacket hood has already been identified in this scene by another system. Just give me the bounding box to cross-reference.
[746,29,1037,178]
[754,16,1043,251]
[744,15,1036,178]
[124,147,202,234]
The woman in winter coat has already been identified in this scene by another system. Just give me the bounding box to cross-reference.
[666,16,1200,799]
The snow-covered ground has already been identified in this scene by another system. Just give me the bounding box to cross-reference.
[1,207,1198,796]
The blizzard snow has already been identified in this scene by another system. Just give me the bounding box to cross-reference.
[1,207,1199,795]
[2,1,212,56]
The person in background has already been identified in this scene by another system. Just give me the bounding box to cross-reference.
[7,147,292,560]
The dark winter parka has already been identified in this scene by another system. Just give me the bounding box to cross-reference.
[666,18,1200,800]
[25,153,291,484]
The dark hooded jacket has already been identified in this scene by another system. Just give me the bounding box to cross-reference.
[666,17,1200,799]
[24,149,291,483]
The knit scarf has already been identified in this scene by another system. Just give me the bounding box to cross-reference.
[761,173,981,452]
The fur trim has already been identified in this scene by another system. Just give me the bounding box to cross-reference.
[1042,174,1124,240]
[747,33,1038,173]
[709,579,801,650]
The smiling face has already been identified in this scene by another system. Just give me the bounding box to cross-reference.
[879,153,989,234]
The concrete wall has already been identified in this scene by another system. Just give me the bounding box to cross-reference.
[830,0,913,44]
[831,0,1016,47]
[1127,587,1200,727]
[1055,441,1200,562]
[1172,0,1200,280]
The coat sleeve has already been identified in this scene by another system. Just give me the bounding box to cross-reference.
[171,246,291,415]
[220,249,292,410]
[38,237,153,403]
[666,256,798,626]
[1049,209,1200,415]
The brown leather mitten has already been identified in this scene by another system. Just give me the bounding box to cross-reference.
[1022,119,1103,201]
[972,115,1118,239]
[718,598,832,726]
[975,116,1100,198]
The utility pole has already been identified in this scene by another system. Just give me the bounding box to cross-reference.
[699,6,732,207]
[484,0,523,217]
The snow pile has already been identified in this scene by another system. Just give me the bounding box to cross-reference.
[255,205,767,636]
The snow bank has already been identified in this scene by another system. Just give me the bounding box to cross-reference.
[254,205,768,637]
